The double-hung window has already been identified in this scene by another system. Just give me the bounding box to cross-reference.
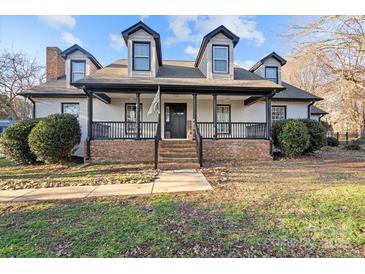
[212,45,229,74]
[265,66,278,83]
[272,106,286,122]
[62,103,80,118]
[217,105,231,134]
[133,42,150,71]
[71,60,86,83]
[125,103,143,134]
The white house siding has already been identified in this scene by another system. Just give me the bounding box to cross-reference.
[127,29,159,77]
[255,57,282,85]
[310,114,321,121]
[65,50,99,89]
[33,95,311,157]
[197,33,234,80]
[271,100,310,119]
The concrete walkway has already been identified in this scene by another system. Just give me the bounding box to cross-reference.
[0,170,212,202]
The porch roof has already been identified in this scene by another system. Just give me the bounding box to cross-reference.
[73,60,284,94]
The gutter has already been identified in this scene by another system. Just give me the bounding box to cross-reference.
[27,96,36,119]
[307,101,315,119]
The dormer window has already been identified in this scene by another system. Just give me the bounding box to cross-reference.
[71,60,86,83]
[133,41,150,71]
[265,66,278,84]
[212,45,229,74]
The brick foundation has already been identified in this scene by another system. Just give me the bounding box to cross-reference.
[203,139,272,162]
[90,140,154,163]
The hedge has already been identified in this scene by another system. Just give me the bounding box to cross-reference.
[279,120,310,158]
[29,113,81,163]
[0,119,40,164]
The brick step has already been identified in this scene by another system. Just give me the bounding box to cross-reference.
[158,162,200,170]
[160,151,197,158]
[160,140,195,144]
[159,147,197,153]
[160,144,196,149]
[159,157,198,163]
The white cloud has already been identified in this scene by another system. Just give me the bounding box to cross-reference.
[165,16,265,47]
[109,33,125,51]
[61,32,82,46]
[184,46,199,56]
[236,60,257,70]
[38,16,76,29]
[140,15,149,22]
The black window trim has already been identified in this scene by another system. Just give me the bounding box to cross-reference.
[217,104,231,134]
[271,105,287,121]
[132,41,151,72]
[265,66,279,84]
[61,102,80,118]
[212,44,229,74]
[70,60,86,85]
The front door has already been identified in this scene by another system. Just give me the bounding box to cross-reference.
[164,103,187,138]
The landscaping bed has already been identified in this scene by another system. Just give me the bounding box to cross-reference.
[0,160,157,190]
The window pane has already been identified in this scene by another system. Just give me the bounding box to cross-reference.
[134,43,149,57]
[272,106,286,122]
[72,72,84,82]
[62,103,80,118]
[214,60,228,73]
[134,57,149,70]
[213,47,228,59]
[72,61,85,73]
[265,67,278,83]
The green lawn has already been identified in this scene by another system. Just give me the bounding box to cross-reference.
[0,160,156,190]
[0,146,364,257]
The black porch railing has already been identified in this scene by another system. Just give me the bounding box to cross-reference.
[193,121,203,167]
[197,122,267,139]
[92,121,158,139]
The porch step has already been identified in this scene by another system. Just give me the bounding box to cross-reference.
[160,157,199,163]
[158,162,201,170]
[158,140,200,170]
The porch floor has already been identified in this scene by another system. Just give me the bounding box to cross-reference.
[0,170,212,202]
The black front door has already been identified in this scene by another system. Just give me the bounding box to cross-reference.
[164,103,187,138]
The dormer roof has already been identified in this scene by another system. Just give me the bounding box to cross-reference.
[121,21,163,66]
[60,44,103,69]
[194,25,240,67]
[249,51,287,72]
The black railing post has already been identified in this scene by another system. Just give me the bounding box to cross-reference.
[86,90,93,160]
[158,90,162,140]
[213,94,217,139]
[193,93,197,123]
[336,132,339,141]
[265,95,272,140]
[136,93,141,140]
[346,131,349,144]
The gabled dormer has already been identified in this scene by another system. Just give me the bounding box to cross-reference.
[122,21,162,78]
[60,44,102,88]
[194,25,239,80]
[249,52,286,85]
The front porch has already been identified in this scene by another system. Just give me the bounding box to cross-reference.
[84,89,274,167]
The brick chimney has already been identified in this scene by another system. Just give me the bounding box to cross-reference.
[46,47,65,80]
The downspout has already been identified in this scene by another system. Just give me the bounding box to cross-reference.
[308,101,315,120]
[27,96,36,119]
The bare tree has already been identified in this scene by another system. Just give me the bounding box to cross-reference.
[285,16,365,136]
[0,49,44,119]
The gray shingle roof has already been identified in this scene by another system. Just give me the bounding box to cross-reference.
[20,77,85,97]
[311,106,328,115]
[273,82,323,101]
[74,60,284,91]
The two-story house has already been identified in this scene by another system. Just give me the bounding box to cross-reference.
[21,21,326,169]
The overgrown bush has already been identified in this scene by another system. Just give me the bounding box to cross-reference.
[343,140,362,151]
[279,120,310,158]
[0,119,40,164]
[29,114,81,163]
[320,121,332,132]
[300,119,327,152]
[326,137,339,147]
[272,120,286,148]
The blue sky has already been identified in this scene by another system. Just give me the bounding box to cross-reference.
[0,15,308,69]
